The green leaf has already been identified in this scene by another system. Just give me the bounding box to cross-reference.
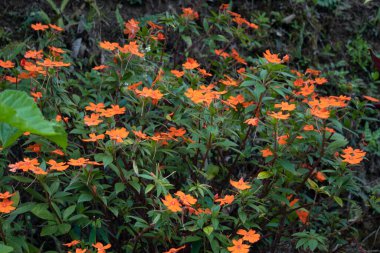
[78,193,93,203]
[0,123,22,148]
[63,205,76,221]
[115,182,126,194]
[0,90,67,149]
[41,224,58,236]
[333,196,343,207]
[257,171,273,179]
[203,226,214,236]
[0,244,14,253]
[31,204,55,221]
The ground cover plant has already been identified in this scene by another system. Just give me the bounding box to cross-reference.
[0,1,380,253]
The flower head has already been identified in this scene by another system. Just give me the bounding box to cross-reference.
[106,128,129,143]
[236,229,261,243]
[182,58,200,70]
[92,242,111,253]
[341,147,366,165]
[230,178,251,191]
[162,194,182,212]
[175,191,197,206]
[31,23,49,31]
[227,239,250,253]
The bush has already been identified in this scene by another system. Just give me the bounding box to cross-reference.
[0,3,379,253]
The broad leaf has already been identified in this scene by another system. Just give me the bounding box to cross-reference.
[0,90,67,149]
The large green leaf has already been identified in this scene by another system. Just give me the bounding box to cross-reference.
[0,90,67,149]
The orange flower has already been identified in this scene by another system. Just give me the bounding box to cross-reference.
[26,143,41,153]
[181,8,199,20]
[303,125,314,131]
[51,149,65,156]
[182,58,200,70]
[163,245,186,253]
[75,249,87,253]
[0,199,16,213]
[24,50,43,59]
[85,102,105,113]
[93,65,108,71]
[133,130,148,140]
[314,171,326,182]
[263,50,281,64]
[49,46,65,55]
[135,87,164,101]
[341,146,366,165]
[299,84,315,96]
[236,229,261,244]
[92,242,111,253]
[47,160,69,171]
[171,70,185,78]
[289,198,299,207]
[215,195,234,206]
[237,67,246,74]
[168,127,186,138]
[63,240,81,247]
[31,23,49,31]
[231,49,247,65]
[67,158,89,167]
[294,78,304,87]
[227,239,250,253]
[219,75,239,87]
[147,21,163,30]
[198,68,212,77]
[84,113,103,126]
[223,94,245,110]
[8,158,40,173]
[175,191,197,206]
[277,134,288,145]
[315,77,328,85]
[185,86,225,107]
[296,209,309,224]
[363,95,380,103]
[0,60,15,68]
[106,128,129,143]
[230,178,251,191]
[215,49,229,58]
[244,118,259,126]
[37,58,71,67]
[118,41,145,57]
[5,76,17,83]
[30,92,43,101]
[0,192,15,199]
[99,41,119,51]
[310,107,330,119]
[82,133,105,142]
[109,105,126,115]
[123,18,140,39]
[305,68,321,76]
[162,194,182,212]
[49,24,64,32]
[274,102,296,111]
[268,111,290,120]
[121,83,139,92]
[261,148,273,157]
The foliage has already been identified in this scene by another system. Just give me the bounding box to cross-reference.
[0,2,379,253]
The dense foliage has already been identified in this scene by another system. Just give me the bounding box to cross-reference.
[0,2,379,253]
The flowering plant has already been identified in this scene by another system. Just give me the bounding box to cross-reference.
[0,3,379,253]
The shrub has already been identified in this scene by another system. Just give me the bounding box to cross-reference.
[0,3,379,253]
